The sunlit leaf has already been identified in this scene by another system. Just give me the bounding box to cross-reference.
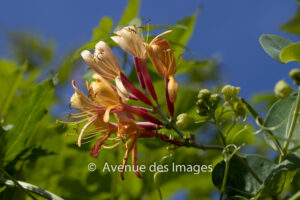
[225,124,254,145]
[165,8,201,58]
[280,42,300,63]
[3,79,55,162]
[259,34,294,63]
[281,6,300,36]
[6,31,54,70]
[117,0,140,27]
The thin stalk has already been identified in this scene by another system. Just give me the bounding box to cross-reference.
[241,98,283,156]
[225,120,237,137]
[0,168,37,200]
[236,156,263,184]
[154,104,184,137]
[220,159,230,200]
[157,133,223,150]
[154,172,163,200]
[213,114,227,146]
[282,87,300,156]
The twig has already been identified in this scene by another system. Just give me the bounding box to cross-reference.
[241,98,284,156]
[212,115,227,146]
[220,159,229,200]
[282,87,300,157]
[156,133,223,150]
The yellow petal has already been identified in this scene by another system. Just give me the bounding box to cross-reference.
[104,106,115,122]
[168,76,178,103]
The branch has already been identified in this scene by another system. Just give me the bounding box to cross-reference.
[156,133,223,150]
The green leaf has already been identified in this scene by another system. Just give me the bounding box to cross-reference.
[280,42,300,63]
[264,94,300,150]
[0,62,26,117]
[281,6,300,36]
[260,151,300,196]
[3,79,55,162]
[225,124,254,145]
[92,17,114,41]
[7,31,54,70]
[212,155,275,198]
[259,34,294,63]
[117,0,140,26]
[176,59,214,74]
[166,8,201,58]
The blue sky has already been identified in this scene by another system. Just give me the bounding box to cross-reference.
[0,0,299,98]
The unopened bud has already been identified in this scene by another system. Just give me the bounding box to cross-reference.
[222,85,240,101]
[198,89,211,100]
[233,101,247,121]
[176,113,194,130]
[289,68,300,85]
[274,80,292,99]
[210,93,221,109]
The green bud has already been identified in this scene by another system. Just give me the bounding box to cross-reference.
[233,101,247,121]
[274,80,292,99]
[221,85,240,101]
[198,89,211,100]
[210,93,221,109]
[197,108,209,116]
[176,113,194,129]
[289,68,300,85]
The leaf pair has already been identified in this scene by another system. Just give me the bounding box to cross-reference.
[259,34,300,63]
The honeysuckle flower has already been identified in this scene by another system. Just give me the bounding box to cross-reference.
[81,41,129,100]
[59,81,116,148]
[87,75,163,125]
[111,26,158,102]
[146,36,178,103]
[146,36,177,78]
[87,75,123,123]
[111,26,146,59]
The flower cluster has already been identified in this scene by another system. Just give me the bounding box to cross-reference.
[61,25,179,180]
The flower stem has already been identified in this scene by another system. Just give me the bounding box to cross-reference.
[219,159,229,200]
[212,114,227,146]
[153,104,184,137]
[241,98,284,156]
[282,87,300,157]
[157,133,223,150]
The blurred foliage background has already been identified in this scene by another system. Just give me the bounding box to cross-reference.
[0,0,300,199]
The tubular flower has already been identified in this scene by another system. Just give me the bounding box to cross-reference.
[115,112,155,180]
[81,41,129,99]
[146,37,177,78]
[146,36,178,103]
[111,26,158,102]
[145,33,178,116]
[88,75,121,123]
[59,81,117,148]
[111,26,146,59]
